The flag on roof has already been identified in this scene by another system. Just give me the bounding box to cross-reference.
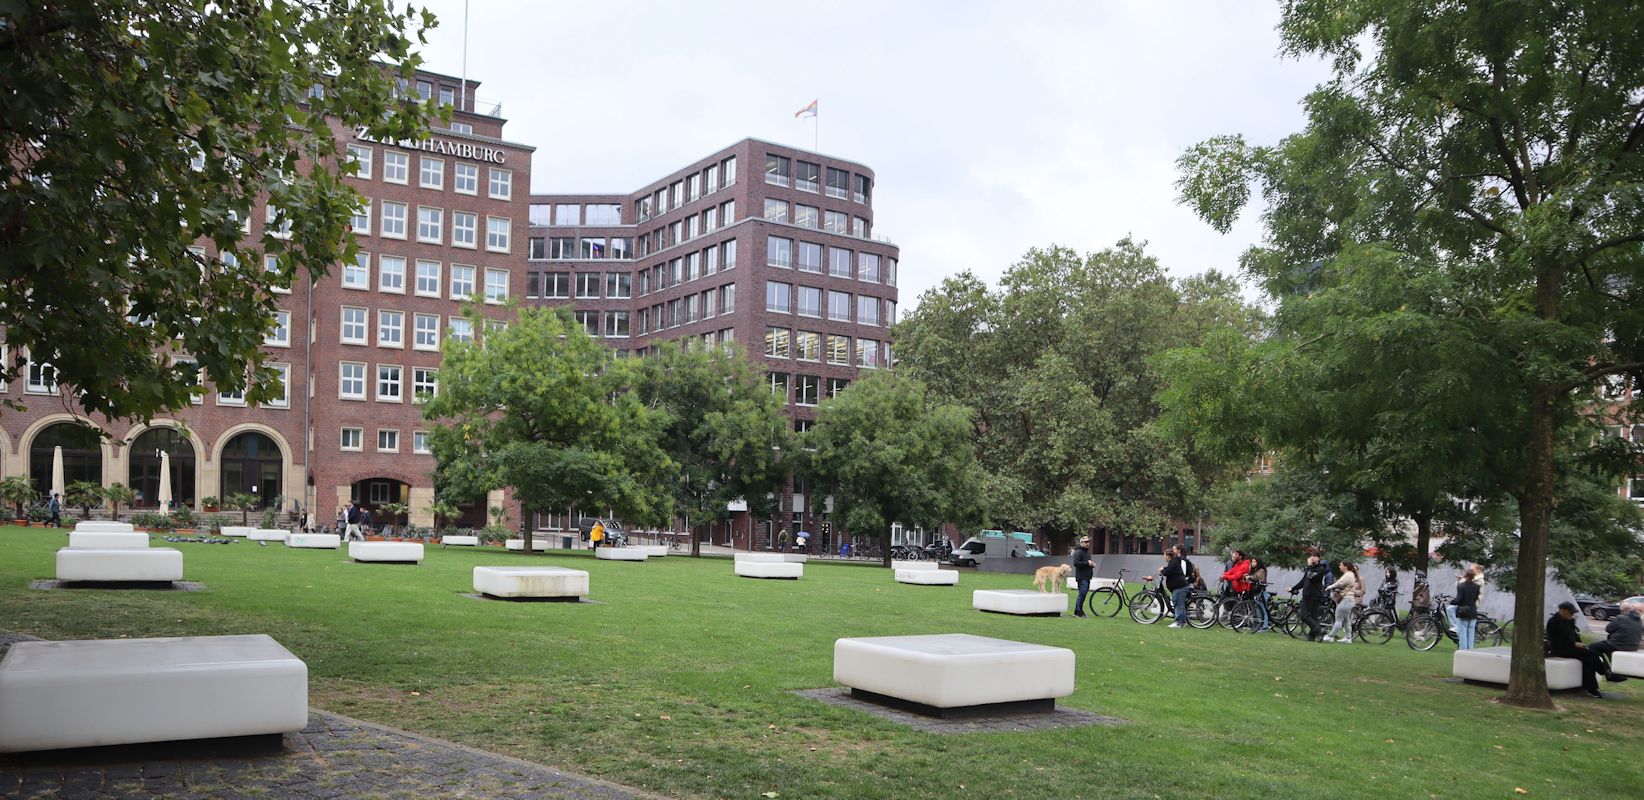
[795,99,818,119]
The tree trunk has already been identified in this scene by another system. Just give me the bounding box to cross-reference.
[690,518,702,558]
[1501,385,1557,709]
[881,525,892,569]
[1413,509,1431,575]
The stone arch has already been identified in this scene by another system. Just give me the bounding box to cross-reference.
[19,413,112,491]
[211,424,293,511]
[121,421,203,510]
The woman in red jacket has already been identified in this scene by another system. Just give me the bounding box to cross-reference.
[1222,550,1254,595]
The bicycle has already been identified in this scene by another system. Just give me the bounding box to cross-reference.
[1080,568,1135,617]
[1406,593,1504,651]
[1129,576,1215,626]
[1219,580,1270,633]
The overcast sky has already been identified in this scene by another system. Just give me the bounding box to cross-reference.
[409,0,1331,309]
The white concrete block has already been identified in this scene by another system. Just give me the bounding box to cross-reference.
[834,634,1074,708]
[636,545,669,558]
[249,529,288,542]
[285,533,340,549]
[1612,650,1644,678]
[0,634,307,753]
[72,521,135,534]
[473,566,589,599]
[893,560,938,572]
[1066,576,1123,591]
[348,541,423,564]
[442,535,480,547]
[897,568,959,586]
[55,548,183,583]
[68,531,149,549]
[1451,646,1581,691]
[219,526,254,537]
[504,538,551,551]
[594,547,649,561]
[972,589,1068,616]
[735,552,806,563]
[735,559,802,579]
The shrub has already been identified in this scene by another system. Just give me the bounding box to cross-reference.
[169,506,196,528]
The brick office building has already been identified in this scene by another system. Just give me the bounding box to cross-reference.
[0,68,533,530]
[524,139,901,546]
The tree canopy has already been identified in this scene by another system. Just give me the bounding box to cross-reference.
[1,0,435,419]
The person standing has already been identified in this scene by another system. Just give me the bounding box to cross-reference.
[1590,602,1640,683]
[1324,561,1361,643]
[1291,553,1332,642]
[590,519,605,551]
[47,493,62,528]
[1071,537,1094,618]
[1452,566,1483,650]
[1222,550,1253,596]
[1248,557,1272,631]
[1547,601,1611,698]
[1162,546,1193,628]
[360,507,374,537]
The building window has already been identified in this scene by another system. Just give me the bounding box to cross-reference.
[416,260,441,297]
[797,242,822,272]
[765,327,791,359]
[484,268,508,303]
[763,198,788,223]
[704,245,718,276]
[721,284,736,314]
[379,255,405,293]
[452,211,477,248]
[705,164,720,193]
[827,377,849,398]
[886,299,897,326]
[265,254,289,293]
[722,199,736,224]
[722,239,737,268]
[449,317,474,344]
[530,202,551,226]
[585,203,621,225]
[216,380,246,406]
[582,237,606,259]
[854,174,871,204]
[543,272,569,299]
[796,286,822,318]
[795,375,819,406]
[340,306,367,344]
[378,310,404,347]
[414,313,440,350]
[350,200,371,235]
[486,216,511,252]
[265,310,291,346]
[826,167,849,199]
[604,311,630,338]
[383,151,408,184]
[859,252,881,283]
[795,161,820,193]
[702,288,718,318]
[339,362,366,399]
[796,330,820,361]
[829,247,852,278]
[419,157,444,189]
[454,163,478,194]
[377,429,399,453]
[826,335,850,365]
[342,253,369,288]
[417,206,443,243]
[347,144,373,179]
[856,339,880,368]
[575,310,600,336]
[611,237,632,260]
[413,367,438,401]
[767,236,793,268]
[828,290,851,322]
[687,173,701,201]
[412,430,431,454]
[671,181,683,208]
[263,363,290,408]
[488,168,512,199]
[768,371,789,400]
[724,156,737,185]
[528,236,546,260]
[857,295,881,326]
[26,359,57,393]
[853,217,868,237]
[765,154,790,186]
[575,272,600,299]
[606,272,632,299]
[766,281,792,314]
[341,427,363,451]
[886,258,898,288]
[451,264,476,298]
[794,204,819,229]
[376,365,402,402]
[380,201,407,238]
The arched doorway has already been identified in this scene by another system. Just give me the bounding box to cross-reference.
[350,477,411,532]
[30,422,103,498]
[219,432,283,509]
[129,428,197,509]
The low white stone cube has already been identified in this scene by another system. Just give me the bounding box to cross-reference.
[734,552,807,563]
[249,529,288,542]
[55,548,183,583]
[893,560,938,572]
[72,521,135,534]
[348,541,423,564]
[973,589,1068,616]
[219,526,254,537]
[897,568,959,586]
[1066,576,1123,591]
[1451,646,1581,691]
[595,547,649,561]
[473,566,589,599]
[442,535,480,547]
[504,538,551,551]
[286,533,340,549]
[68,531,149,549]
[735,559,802,579]
[0,634,307,753]
[834,634,1074,709]
[636,545,669,558]
[1612,650,1644,678]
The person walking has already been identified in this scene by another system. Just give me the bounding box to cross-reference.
[1291,553,1333,642]
[1071,537,1094,618]
[1590,601,1640,683]
[47,492,62,528]
[360,507,374,537]
[1452,565,1483,650]
[1162,546,1193,628]
[590,519,606,552]
[1547,601,1611,698]
[1324,561,1361,642]
[344,502,362,542]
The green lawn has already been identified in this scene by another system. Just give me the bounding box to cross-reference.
[2,527,1638,799]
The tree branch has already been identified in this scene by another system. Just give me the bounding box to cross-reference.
[1361,138,1516,240]
[1559,233,1644,273]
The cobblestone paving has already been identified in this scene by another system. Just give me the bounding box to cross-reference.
[795,688,1127,734]
[27,580,205,592]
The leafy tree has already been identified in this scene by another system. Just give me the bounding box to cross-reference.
[797,372,985,567]
[225,492,258,526]
[1173,0,1644,707]
[0,0,435,420]
[423,306,672,550]
[66,481,105,519]
[104,483,137,521]
[0,476,36,518]
[634,341,791,557]
[1209,463,1377,569]
[428,500,459,531]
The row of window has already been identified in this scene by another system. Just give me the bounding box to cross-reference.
[351,200,511,252]
[529,236,635,261]
[764,329,890,369]
[764,282,896,327]
[336,362,438,403]
[340,426,431,455]
[344,145,511,200]
[640,240,737,295]
[635,156,738,222]
[339,256,509,302]
[764,154,870,204]
[336,307,483,350]
[525,271,632,300]
[631,285,737,335]
[4,346,294,410]
[762,199,871,239]
[528,203,623,227]
[768,373,851,406]
[636,200,737,258]
[766,238,896,285]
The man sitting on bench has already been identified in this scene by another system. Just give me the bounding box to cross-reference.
[1547,601,1615,698]
[1589,601,1640,683]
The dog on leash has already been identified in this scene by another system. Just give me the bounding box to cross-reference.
[1032,563,1072,593]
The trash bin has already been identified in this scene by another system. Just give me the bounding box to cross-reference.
[561,536,573,549]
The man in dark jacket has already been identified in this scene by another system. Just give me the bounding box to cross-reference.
[1589,602,1640,683]
[1290,553,1332,642]
[1547,601,1610,697]
[1071,537,1094,618]
[1162,546,1193,628]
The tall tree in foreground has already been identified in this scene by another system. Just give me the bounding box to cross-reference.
[1175,0,1644,707]
[797,373,985,567]
[423,307,672,548]
[634,342,791,557]
[0,0,435,418]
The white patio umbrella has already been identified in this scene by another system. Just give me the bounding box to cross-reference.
[157,451,172,510]
[50,446,65,500]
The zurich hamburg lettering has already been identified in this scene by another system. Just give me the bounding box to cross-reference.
[352,126,507,165]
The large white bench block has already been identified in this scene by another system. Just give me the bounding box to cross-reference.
[249,529,288,542]
[636,545,669,558]
[595,547,649,561]
[0,634,307,753]
[735,552,807,563]
[834,634,1074,709]
[286,533,340,549]
[897,568,959,586]
[973,589,1068,616]
[442,535,480,547]
[893,560,938,571]
[735,559,802,579]
[1612,650,1644,678]
[72,521,135,534]
[348,541,423,564]
[56,548,183,583]
[68,531,149,549]
[505,538,551,551]
[473,566,589,599]
[1067,576,1123,591]
[219,526,254,538]
[1452,646,1581,691]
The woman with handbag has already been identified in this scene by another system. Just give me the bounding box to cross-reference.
[1452,565,1482,650]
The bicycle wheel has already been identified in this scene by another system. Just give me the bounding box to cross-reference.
[1186,596,1217,629]
[1406,615,1442,651]
[1212,597,1240,628]
[1129,592,1164,624]
[1226,600,1261,633]
[1282,608,1312,639]
[1089,587,1125,618]
[1355,609,1397,645]
[1475,618,1501,647]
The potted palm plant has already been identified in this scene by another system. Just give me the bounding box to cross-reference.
[226,493,259,526]
[103,483,136,522]
[0,476,35,525]
[66,481,104,522]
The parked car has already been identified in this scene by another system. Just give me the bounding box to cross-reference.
[1587,595,1644,622]
[945,534,1046,567]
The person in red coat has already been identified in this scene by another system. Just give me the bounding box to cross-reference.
[1222,550,1254,595]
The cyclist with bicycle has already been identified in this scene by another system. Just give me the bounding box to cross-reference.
[1290,552,1333,642]
[1071,536,1093,618]
[1162,546,1193,628]
[1248,557,1272,631]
